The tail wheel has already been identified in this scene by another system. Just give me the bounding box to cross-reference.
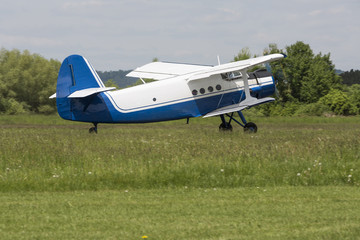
[89,123,98,134]
[244,122,257,133]
[89,127,97,134]
[219,122,233,131]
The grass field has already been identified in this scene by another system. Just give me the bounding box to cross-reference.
[1,187,360,239]
[0,114,360,239]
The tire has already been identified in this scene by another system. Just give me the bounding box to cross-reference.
[219,122,233,131]
[244,122,257,133]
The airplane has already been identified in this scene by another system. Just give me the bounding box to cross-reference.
[50,53,285,133]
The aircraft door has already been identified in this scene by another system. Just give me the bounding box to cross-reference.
[216,74,236,108]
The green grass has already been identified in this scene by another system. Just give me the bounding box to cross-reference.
[1,114,360,191]
[1,114,360,239]
[1,187,360,239]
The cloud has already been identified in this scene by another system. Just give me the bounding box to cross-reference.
[0,34,64,48]
[62,1,106,9]
[0,0,359,70]
[308,10,323,16]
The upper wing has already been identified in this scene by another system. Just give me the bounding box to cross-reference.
[187,54,285,81]
[126,54,285,81]
[126,62,212,80]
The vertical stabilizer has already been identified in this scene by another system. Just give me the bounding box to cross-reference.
[56,55,107,121]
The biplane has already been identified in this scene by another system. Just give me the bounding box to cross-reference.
[50,53,285,133]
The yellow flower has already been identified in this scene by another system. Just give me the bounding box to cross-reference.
[142,236,148,239]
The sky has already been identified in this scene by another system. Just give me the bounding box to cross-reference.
[0,0,359,71]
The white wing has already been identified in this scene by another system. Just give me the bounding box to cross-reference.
[126,62,212,80]
[126,54,285,82]
[203,98,275,118]
[187,54,285,81]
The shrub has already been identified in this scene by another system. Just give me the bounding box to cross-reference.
[38,105,56,115]
[2,98,28,115]
[294,102,331,116]
[255,101,301,117]
[319,89,357,115]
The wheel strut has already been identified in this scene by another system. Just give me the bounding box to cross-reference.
[219,114,233,131]
[89,123,98,134]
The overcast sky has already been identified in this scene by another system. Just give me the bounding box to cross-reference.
[0,0,359,71]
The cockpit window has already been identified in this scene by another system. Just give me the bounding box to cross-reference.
[221,71,243,81]
[221,71,251,81]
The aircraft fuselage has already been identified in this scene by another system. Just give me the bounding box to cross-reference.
[68,70,275,123]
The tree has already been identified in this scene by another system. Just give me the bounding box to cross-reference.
[0,48,60,114]
[341,69,360,85]
[104,79,119,89]
[281,41,314,102]
[300,53,342,103]
[275,41,341,103]
[233,47,251,61]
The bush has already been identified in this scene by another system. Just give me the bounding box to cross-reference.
[38,105,56,115]
[2,98,28,115]
[294,102,331,116]
[345,84,360,110]
[319,89,357,115]
[259,101,302,116]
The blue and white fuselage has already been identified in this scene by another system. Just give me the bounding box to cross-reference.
[51,54,285,132]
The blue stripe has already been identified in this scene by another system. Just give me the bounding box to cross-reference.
[104,82,267,112]
[102,94,201,123]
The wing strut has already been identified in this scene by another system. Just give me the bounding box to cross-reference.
[203,70,275,118]
[241,70,252,102]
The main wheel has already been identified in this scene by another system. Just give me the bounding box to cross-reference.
[219,122,233,131]
[89,127,98,134]
[244,122,257,133]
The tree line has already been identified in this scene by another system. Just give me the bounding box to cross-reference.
[0,43,359,115]
[341,69,360,86]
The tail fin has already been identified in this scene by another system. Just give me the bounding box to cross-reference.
[56,55,114,121]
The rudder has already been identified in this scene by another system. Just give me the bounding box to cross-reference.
[56,55,106,120]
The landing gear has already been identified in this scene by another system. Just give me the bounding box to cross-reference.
[218,111,257,133]
[89,123,98,134]
[219,114,233,131]
[244,122,257,133]
[219,122,233,131]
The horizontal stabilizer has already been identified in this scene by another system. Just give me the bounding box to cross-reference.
[49,87,115,99]
[203,97,275,118]
[67,87,116,98]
